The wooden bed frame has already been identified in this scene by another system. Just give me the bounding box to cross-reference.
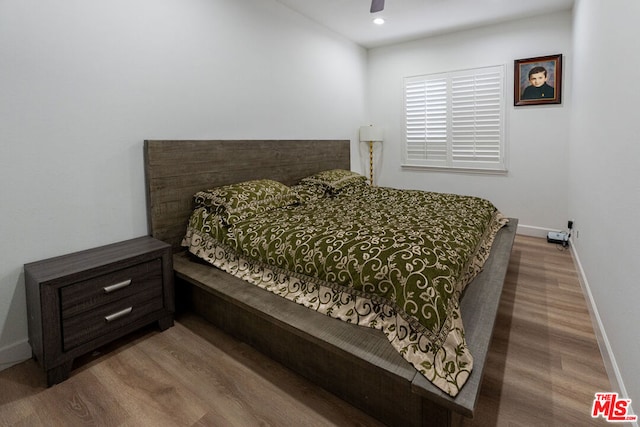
[144,139,517,427]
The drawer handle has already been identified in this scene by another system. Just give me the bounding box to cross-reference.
[103,279,132,294]
[104,307,133,323]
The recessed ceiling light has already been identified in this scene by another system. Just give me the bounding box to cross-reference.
[373,17,385,25]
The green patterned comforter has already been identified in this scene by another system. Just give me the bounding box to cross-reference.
[183,181,506,397]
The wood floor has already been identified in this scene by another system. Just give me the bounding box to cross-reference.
[0,236,613,426]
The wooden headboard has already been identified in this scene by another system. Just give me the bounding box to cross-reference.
[144,140,351,251]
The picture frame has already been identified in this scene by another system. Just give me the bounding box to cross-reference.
[514,54,562,106]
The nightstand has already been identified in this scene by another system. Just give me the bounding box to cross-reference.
[24,236,174,386]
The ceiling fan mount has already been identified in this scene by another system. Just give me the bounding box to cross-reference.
[370,0,385,13]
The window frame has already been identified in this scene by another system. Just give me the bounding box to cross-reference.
[402,64,507,173]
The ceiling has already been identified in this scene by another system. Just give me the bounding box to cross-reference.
[275,0,574,48]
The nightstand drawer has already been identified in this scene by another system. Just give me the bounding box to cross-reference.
[60,259,162,319]
[62,293,164,351]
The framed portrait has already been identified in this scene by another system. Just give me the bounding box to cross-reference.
[514,54,562,106]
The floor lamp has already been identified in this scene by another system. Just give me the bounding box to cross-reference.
[359,125,384,186]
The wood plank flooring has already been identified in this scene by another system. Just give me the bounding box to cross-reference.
[0,236,612,426]
[459,236,611,426]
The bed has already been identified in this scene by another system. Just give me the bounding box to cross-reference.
[144,139,517,426]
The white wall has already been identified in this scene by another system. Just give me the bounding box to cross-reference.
[367,12,573,235]
[0,0,367,368]
[570,0,640,410]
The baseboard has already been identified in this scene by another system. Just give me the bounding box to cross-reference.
[0,338,31,372]
[570,245,638,426]
[515,223,558,238]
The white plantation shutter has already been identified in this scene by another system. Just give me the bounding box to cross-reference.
[405,77,448,162]
[403,65,506,171]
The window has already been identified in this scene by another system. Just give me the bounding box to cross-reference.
[403,65,506,172]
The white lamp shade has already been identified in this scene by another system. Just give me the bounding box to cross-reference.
[359,125,384,142]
